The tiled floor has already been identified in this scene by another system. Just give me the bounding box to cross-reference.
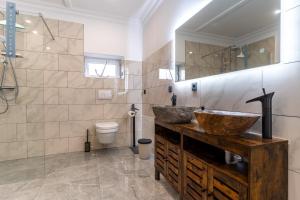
[0,148,178,200]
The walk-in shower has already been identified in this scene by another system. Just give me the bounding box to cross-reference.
[0,1,55,114]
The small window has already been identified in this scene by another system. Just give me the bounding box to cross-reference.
[85,55,123,78]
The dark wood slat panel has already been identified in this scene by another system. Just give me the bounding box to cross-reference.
[213,178,239,200]
[213,189,231,200]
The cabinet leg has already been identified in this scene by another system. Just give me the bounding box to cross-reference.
[155,169,160,180]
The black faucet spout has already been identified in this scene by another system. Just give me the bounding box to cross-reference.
[171,93,177,107]
[246,88,275,139]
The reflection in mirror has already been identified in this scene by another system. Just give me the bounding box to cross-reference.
[175,0,281,81]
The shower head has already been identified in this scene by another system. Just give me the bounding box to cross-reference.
[237,47,245,58]
[0,20,25,29]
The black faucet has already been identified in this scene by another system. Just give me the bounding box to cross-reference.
[171,93,177,106]
[246,88,275,139]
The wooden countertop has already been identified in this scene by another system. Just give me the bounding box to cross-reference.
[155,120,288,149]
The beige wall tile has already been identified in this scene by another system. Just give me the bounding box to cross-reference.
[44,88,59,104]
[27,70,44,87]
[45,138,68,155]
[16,52,58,70]
[59,88,95,105]
[44,105,68,122]
[43,36,68,54]
[103,104,129,119]
[68,72,103,88]
[25,33,43,51]
[17,87,44,105]
[44,19,59,36]
[17,123,44,141]
[59,55,84,72]
[44,71,68,88]
[127,90,142,104]
[59,21,84,39]
[68,137,85,152]
[0,142,27,161]
[68,39,83,55]
[15,69,27,86]
[27,105,44,123]
[0,124,16,142]
[28,140,45,157]
[69,105,103,121]
[45,122,60,139]
[60,120,93,137]
[0,105,26,124]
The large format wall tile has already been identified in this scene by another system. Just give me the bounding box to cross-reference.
[60,120,93,137]
[43,36,68,54]
[44,88,59,104]
[263,62,300,116]
[69,105,103,120]
[17,123,45,141]
[27,70,44,87]
[68,137,85,152]
[273,115,300,172]
[0,105,26,124]
[59,21,84,39]
[17,87,44,105]
[289,170,300,200]
[59,88,95,104]
[59,55,84,72]
[45,138,68,155]
[68,72,103,88]
[16,52,58,70]
[27,140,44,157]
[68,39,84,55]
[103,104,130,119]
[45,122,60,139]
[201,69,262,113]
[0,124,16,142]
[0,142,27,161]
[44,105,68,122]
[26,105,44,123]
[44,71,68,88]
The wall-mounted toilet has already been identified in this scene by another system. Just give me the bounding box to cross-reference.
[96,122,119,144]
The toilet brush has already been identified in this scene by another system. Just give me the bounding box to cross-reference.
[85,129,91,152]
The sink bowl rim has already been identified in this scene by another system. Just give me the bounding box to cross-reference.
[194,109,261,118]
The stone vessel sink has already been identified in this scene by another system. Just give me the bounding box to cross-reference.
[194,110,260,136]
[152,106,196,124]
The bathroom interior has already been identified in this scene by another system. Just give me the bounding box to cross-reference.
[0,0,298,199]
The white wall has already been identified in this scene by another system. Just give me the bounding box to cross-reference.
[7,0,143,61]
[143,0,213,59]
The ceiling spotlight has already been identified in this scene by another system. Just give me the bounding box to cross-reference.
[188,51,193,54]
[274,9,281,15]
[25,19,32,24]
[32,30,38,34]
[46,46,51,50]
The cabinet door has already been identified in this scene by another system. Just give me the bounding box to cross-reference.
[208,169,247,200]
[166,141,181,192]
[155,134,167,175]
[183,152,208,200]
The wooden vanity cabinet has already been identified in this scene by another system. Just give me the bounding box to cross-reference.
[154,121,288,200]
[155,126,181,192]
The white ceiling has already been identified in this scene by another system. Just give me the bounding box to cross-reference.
[11,0,162,23]
[178,0,281,38]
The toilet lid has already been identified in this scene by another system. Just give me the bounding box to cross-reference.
[96,122,119,129]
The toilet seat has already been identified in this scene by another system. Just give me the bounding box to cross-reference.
[96,128,118,133]
[96,122,119,130]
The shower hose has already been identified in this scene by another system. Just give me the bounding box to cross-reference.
[0,54,19,114]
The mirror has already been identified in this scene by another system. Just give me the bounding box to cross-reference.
[175,0,281,81]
